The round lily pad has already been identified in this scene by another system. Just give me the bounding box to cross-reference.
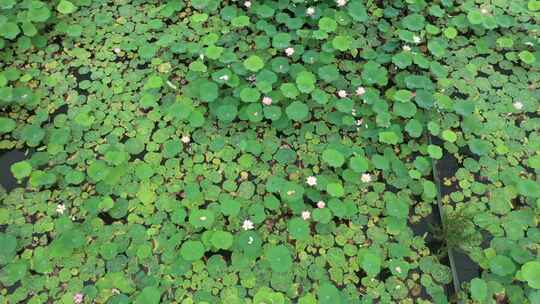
[180,241,206,261]
[266,245,292,273]
[322,149,345,168]
[285,101,308,121]
[521,261,540,289]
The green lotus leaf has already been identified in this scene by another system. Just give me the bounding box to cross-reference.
[287,218,310,240]
[319,17,337,32]
[332,35,351,51]
[0,233,17,265]
[317,283,341,304]
[317,65,340,83]
[272,33,291,49]
[322,149,345,168]
[489,255,516,276]
[10,161,32,180]
[210,231,234,249]
[516,179,540,198]
[379,131,399,145]
[519,51,536,64]
[386,198,409,219]
[393,50,413,68]
[468,138,492,156]
[405,119,423,138]
[244,55,264,72]
[266,245,292,273]
[470,278,488,301]
[199,80,219,102]
[189,209,215,228]
[441,130,457,142]
[180,240,206,261]
[349,155,368,173]
[312,208,332,224]
[467,10,483,25]
[138,44,158,59]
[521,261,540,289]
[423,180,438,199]
[20,124,45,147]
[0,117,16,133]
[280,83,299,99]
[402,14,425,31]
[57,0,77,14]
[347,0,368,22]
[145,74,163,89]
[358,248,381,277]
[279,182,304,202]
[285,101,308,121]
[135,286,161,304]
[254,287,285,304]
[295,71,316,93]
[87,160,111,182]
[240,87,261,103]
[427,145,443,159]
[1,261,27,286]
[0,22,20,40]
[362,61,388,86]
[326,182,344,197]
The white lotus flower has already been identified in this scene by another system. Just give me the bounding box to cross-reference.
[337,90,348,98]
[285,47,295,57]
[242,219,254,230]
[306,176,317,186]
[56,204,66,214]
[361,173,372,183]
[336,0,347,7]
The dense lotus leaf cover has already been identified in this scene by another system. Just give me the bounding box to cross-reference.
[0,0,539,303]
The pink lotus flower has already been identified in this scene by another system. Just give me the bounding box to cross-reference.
[262,96,272,106]
[73,293,84,304]
[317,201,325,208]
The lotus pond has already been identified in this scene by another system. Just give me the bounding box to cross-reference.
[1,0,540,303]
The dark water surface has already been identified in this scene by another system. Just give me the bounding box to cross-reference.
[0,149,28,191]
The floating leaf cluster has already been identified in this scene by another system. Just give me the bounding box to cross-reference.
[0,0,539,303]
